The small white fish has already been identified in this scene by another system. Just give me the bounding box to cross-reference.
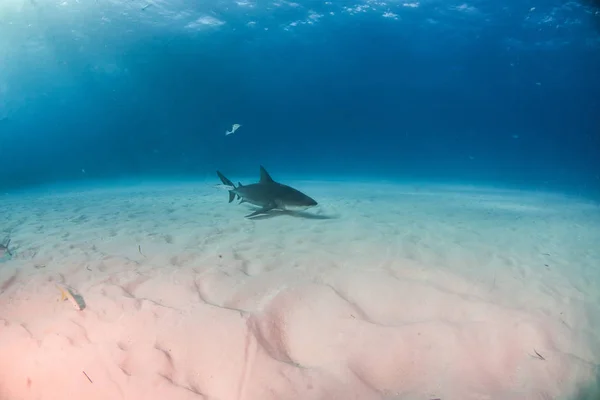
[225,124,242,136]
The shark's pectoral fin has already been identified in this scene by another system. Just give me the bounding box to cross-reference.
[245,204,276,218]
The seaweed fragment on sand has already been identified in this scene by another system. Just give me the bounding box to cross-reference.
[0,238,12,258]
[56,284,86,311]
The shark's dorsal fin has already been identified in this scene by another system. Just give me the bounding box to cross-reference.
[259,166,275,184]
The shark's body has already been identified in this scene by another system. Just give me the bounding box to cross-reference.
[217,166,317,218]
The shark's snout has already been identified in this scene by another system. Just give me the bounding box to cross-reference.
[290,193,317,209]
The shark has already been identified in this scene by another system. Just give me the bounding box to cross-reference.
[216,166,318,218]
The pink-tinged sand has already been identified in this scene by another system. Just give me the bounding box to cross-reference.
[0,182,599,400]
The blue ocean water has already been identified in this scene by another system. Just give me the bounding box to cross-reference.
[0,1,598,194]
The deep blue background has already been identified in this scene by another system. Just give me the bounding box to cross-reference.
[0,8,599,192]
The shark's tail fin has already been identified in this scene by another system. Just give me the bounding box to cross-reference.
[216,171,237,203]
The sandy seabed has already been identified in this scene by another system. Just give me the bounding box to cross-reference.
[0,180,599,400]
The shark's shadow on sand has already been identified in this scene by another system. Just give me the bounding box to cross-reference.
[244,207,337,220]
[217,165,336,219]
